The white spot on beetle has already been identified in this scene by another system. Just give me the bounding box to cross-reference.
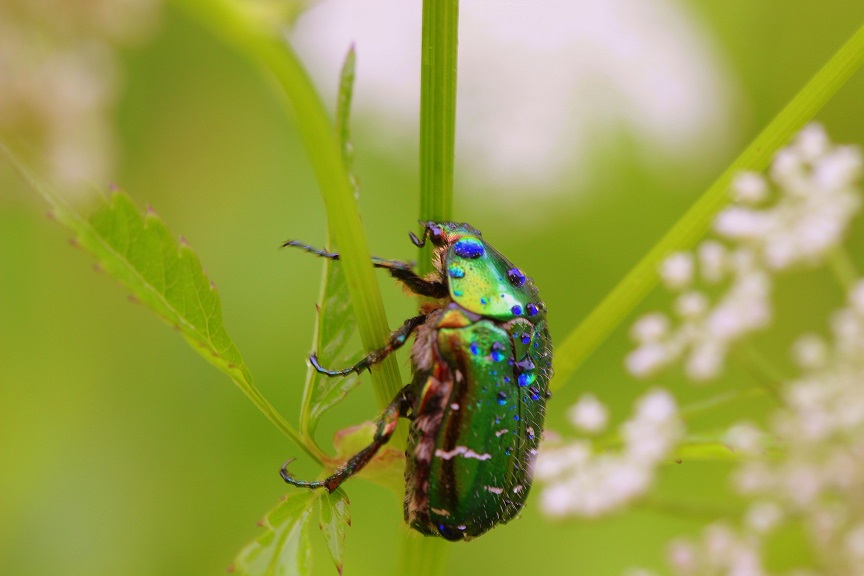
[431,507,451,517]
[450,403,460,411]
[435,446,493,461]
[495,429,509,437]
[513,484,524,494]
[485,486,504,495]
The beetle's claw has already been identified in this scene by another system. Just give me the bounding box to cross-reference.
[409,230,425,248]
[280,458,298,484]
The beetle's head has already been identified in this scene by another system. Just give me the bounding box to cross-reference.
[409,221,482,248]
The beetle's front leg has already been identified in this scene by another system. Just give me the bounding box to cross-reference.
[280,386,414,492]
[310,314,427,377]
[282,240,448,298]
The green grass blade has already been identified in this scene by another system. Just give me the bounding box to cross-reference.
[233,492,316,576]
[552,23,864,391]
[336,45,357,185]
[171,0,404,408]
[3,147,315,461]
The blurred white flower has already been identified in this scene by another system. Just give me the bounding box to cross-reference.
[732,172,769,205]
[567,393,609,434]
[661,252,695,290]
[627,124,863,381]
[537,389,683,518]
[724,422,765,456]
[0,0,160,193]
[666,523,766,576]
[290,0,737,201]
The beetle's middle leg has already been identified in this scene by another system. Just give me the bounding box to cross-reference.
[283,240,448,298]
[310,313,427,377]
[280,385,414,492]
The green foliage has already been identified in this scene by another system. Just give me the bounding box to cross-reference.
[317,490,351,576]
[299,46,363,450]
[232,490,349,576]
[171,0,405,410]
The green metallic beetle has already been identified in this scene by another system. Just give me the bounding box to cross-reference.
[281,222,552,541]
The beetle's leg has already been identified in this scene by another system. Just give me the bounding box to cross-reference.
[284,240,412,269]
[280,386,413,492]
[311,314,426,377]
[379,264,449,299]
[283,240,448,298]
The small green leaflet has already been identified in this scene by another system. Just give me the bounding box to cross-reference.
[3,148,312,459]
[299,260,363,443]
[317,490,351,576]
[233,490,350,576]
[234,493,314,576]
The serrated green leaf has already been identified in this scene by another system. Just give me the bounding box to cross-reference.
[234,493,316,576]
[4,149,316,462]
[317,489,350,575]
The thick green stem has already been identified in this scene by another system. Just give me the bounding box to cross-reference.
[418,0,459,275]
[551,23,864,391]
[401,0,460,573]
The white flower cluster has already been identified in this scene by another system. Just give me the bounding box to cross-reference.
[627,124,863,381]
[0,0,159,190]
[536,390,683,518]
[731,281,864,574]
[665,523,767,576]
[633,282,864,576]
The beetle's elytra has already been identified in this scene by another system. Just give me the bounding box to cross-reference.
[281,222,552,541]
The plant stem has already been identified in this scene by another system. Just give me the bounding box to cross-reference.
[397,531,451,576]
[401,0,459,573]
[418,0,459,275]
[551,23,864,391]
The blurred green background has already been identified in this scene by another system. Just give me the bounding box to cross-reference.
[2,1,864,575]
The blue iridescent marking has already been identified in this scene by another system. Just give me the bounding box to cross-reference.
[503,376,511,384]
[521,333,531,345]
[507,268,526,287]
[454,289,463,297]
[453,238,485,259]
[526,303,539,316]
[517,373,533,387]
[529,386,541,401]
[448,266,465,278]
[513,414,520,421]
[497,391,507,405]
[470,342,480,355]
[511,304,523,315]
[490,342,506,362]
[480,297,489,305]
